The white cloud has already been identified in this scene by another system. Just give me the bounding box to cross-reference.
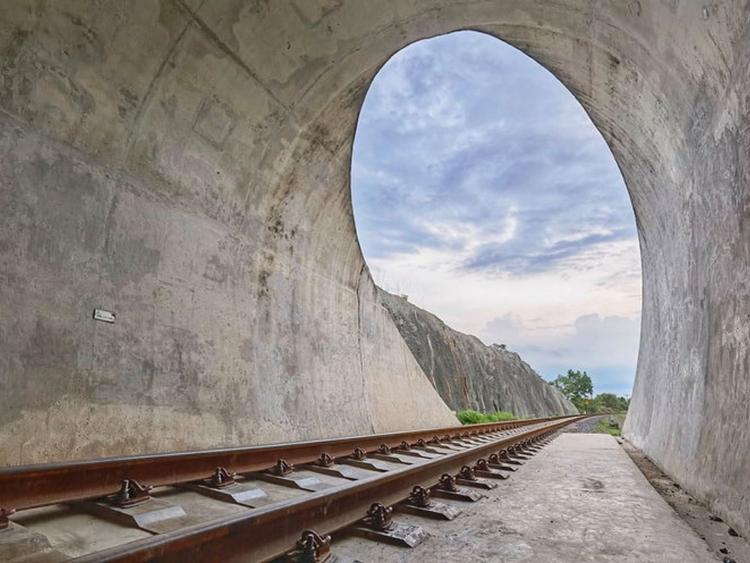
[353,30,642,397]
[482,312,641,396]
[482,312,640,369]
[411,205,518,254]
[371,237,641,339]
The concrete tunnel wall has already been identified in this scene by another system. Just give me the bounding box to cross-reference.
[0,0,749,536]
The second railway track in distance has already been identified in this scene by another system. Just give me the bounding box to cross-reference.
[0,415,585,562]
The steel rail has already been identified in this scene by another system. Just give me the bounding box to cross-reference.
[0,415,574,511]
[72,416,581,563]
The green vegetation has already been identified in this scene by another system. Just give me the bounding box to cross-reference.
[456,409,517,424]
[593,415,626,436]
[456,368,631,425]
[550,369,630,414]
[550,369,593,411]
[590,393,630,413]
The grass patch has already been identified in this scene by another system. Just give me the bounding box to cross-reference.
[593,415,625,436]
[456,409,517,425]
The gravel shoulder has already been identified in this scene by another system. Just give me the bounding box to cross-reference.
[561,415,607,433]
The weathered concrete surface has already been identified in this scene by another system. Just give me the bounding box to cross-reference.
[622,439,750,562]
[333,433,715,562]
[0,0,458,465]
[380,289,577,416]
[0,0,749,540]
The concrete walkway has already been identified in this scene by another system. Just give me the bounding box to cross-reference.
[334,433,716,562]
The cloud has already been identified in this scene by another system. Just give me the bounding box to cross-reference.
[352,30,642,397]
[481,313,641,396]
[352,30,636,277]
[464,227,634,274]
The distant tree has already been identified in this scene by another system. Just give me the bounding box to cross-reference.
[551,369,594,412]
[590,393,631,413]
[595,393,620,411]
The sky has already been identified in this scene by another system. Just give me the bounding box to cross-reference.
[351,31,642,398]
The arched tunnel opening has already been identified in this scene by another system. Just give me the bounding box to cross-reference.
[351,30,642,412]
[0,1,749,554]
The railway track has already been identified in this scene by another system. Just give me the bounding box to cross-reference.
[1,415,583,562]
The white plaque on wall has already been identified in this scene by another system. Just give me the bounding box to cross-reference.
[93,308,116,324]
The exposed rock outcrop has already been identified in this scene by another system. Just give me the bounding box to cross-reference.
[379,289,577,417]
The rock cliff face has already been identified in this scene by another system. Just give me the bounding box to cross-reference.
[379,289,577,417]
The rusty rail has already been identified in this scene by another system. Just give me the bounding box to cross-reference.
[0,415,571,511]
[76,416,581,562]
[2,415,584,562]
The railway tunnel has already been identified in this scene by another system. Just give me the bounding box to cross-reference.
[1,0,749,542]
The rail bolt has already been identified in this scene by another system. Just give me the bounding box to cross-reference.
[437,473,459,492]
[408,485,432,508]
[270,458,294,476]
[458,465,477,481]
[316,453,334,467]
[378,444,392,455]
[111,479,152,508]
[207,467,237,489]
[365,502,394,531]
[290,529,332,563]
[475,458,491,472]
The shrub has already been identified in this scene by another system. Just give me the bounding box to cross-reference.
[594,417,622,436]
[456,409,517,424]
[456,409,484,424]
